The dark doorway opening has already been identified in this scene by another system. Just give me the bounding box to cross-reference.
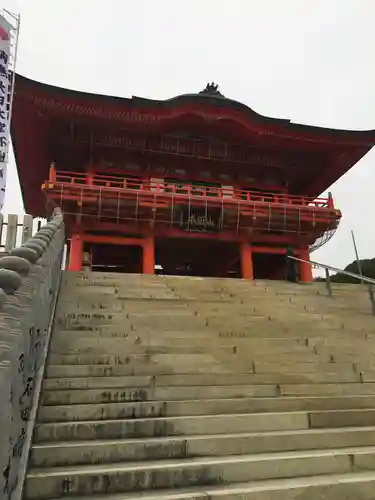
[156,238,241,278]
[253,252,286,280]
[90,243,142,273]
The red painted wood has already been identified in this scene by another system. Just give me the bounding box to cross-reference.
[240,244,254,280]
[12,74,375,218]
[68,234,83,271]
[142,237,155,274]
[299,248,313,282]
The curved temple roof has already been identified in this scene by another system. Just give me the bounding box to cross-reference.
[10,75,375,216]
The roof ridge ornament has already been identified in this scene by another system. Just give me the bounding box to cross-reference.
[199,82,224,98]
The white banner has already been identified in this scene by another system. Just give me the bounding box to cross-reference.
[0,16,11,211]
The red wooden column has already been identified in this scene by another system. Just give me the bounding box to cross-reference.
[240,243,254,280]
[142,237,155,274]
[49,162,56,182]
[299,248,313,282]
[68,234,83,271]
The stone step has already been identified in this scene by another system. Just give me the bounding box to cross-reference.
[309,408,375,428]
[47,335,325,351]
[48,345,325,358]
[47,353,218,366]
[47,339,375,357]
[42,381,375,406]
[45,362,234,378]
[51,326,371,342]
[45,360,352,378]
[253,361,354,374]
[46,351,331,367]
[24,447,375,499]
[48,342,242,356]
[42,370,361,391]
[41,384,278,406]
[55,301,371,317]
[361,371,375,382]
[281,382,375,396]
[60,288,178,300]
[51,327,375,347]
[35,408,375,443]
[27,272,375,500]
[335,353,375,364]
[30,426,375,468]
[50,333,314,347]
[317,345,375,357]
[42,471,375,500]
[34,411,309,442]
[51,328,312,341]
[37,395,375,423]
[54,312,374,332]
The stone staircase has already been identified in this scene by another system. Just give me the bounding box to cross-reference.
[23,272,375,499]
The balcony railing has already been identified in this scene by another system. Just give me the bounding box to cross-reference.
[47,170,334,209]
[42,170,340,238]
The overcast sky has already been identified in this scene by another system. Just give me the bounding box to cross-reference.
[2,0,375,270]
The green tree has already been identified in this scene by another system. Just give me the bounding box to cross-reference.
[328,258,375,284]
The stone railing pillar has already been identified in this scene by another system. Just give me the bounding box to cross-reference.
[0,208,65,499]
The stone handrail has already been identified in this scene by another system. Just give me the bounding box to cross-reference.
[0,208,65,499]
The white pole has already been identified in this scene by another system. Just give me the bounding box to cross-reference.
[351,229,363,284]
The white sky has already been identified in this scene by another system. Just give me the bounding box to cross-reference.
[2,0,375,270]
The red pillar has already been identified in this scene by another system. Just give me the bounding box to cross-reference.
[49,162,56,182]
[68,234,83,271]
[299,248,313,282]
[240,243,254,280]
[142,237,155,274]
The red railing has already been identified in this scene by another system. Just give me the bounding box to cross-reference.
[42,169,340,239]
[47,170,333,210]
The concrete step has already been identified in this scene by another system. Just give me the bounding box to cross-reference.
[46,351,332,367]
[41,384,278,405]
[48,342,242,355]
[37,395,375,423]
[60,288,178,301]
[253,361,354,374]
[49,333,314,347]
[281,382,375,397]
[34,411,309,442]
[45,362,235,378]
[50,329,375,350]
[55,301,372,318]
[34,408,375,443]
[47,339,375,358]
[309,408,375,428]
[24,447,375,499]
[42,380,375,406]
[317,345,375,358]
[51,326,372,342]
[30,426,375,468]
[41,472,375,500]
[45,360,352,378]
[47,346,327,359]
[42,371,361,391]
[47,352,219,366]
[47,335,337,352]
[54,312,375,333]
[27,272,375,500]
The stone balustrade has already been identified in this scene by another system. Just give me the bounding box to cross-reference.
[0,208,65,499]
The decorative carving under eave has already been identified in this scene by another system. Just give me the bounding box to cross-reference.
[199,82,224,98]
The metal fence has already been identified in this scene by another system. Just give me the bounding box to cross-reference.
[290,256,375,316]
